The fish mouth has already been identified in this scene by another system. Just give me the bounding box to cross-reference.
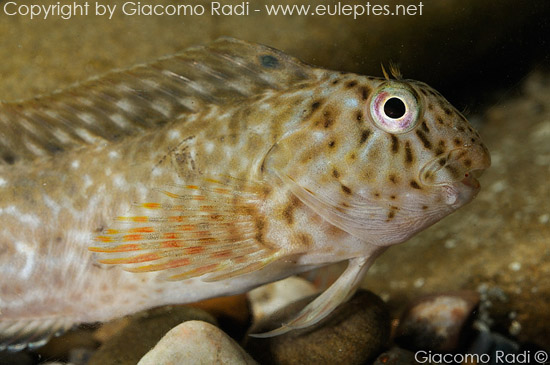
[419,146,491,207]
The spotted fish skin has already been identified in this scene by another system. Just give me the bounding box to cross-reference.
[0,38,490,350]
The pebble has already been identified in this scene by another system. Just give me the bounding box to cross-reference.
[138,320,257,365]
[245,290,390,365]
[88,305,216,365]
[247,276,317,323]
[395,291,480,352]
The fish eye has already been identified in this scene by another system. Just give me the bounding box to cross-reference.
[384,97,406,119]
[369,84,420,134]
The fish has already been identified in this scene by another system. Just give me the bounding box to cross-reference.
[0,37,490,350]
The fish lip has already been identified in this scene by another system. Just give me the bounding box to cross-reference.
[442,174,481,207]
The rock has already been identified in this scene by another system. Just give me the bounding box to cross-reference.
[364,71,550,348]
[88,305,216,365]
[245,290,390,365]
[394,291,479,352]
[373,347,416,365]
[138,320,257,365]
[248,276,317,323]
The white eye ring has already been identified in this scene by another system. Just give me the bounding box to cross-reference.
[369,84,420,134]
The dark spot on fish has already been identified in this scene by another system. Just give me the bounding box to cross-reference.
[390,135,399,153]
[297,232,313,247]
[328,140,336,148]
[421,121,430,133]
[323,110,334,128]
[404,141,414,164]
[332,79,340,85]
[260,55,279,68]
[389,174,398,184]
[374,192,381,198]
[444,107,453,116]
[341,202,350,207]
[356,110,363,122]
[427,103,434,111]
[438,158,447,166]
[346,81,358,88]
[457,125,465,132]
[464,159,472,168]
[255,217,266,243]
[332,169,340,178]
[435,140,446,156]
[311,101,321,111]
[422,205,428,210]
[349,152,356,160]
[386,206,399,221]
[471,138,476,143]
[445,164,460,178]
[341,184,352,195]
[390,195,396,200]
[2,153,15,164]
[282,197,299,225]
[436,117,444,125]
[359,86,370,100]
[453,138,463,146]
[44,143,63,154]
[456,150,467,159]
[415,129,432,150]
[360,129,371,144]
[410,180,421,189]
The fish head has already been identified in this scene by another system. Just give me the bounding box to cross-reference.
[264,75,490,247]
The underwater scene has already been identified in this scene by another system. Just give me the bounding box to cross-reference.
[0,0,549,363]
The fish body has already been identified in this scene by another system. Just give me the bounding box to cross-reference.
[0,38,490,350]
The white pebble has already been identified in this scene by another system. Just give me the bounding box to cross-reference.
[413,278,425,288]
[444,239,456,249]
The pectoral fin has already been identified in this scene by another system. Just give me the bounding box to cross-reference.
[250,257,372,337]
[90,177,280,281]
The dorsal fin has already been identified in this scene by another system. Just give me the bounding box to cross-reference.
[0,37,316,165]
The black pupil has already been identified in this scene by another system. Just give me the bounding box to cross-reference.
[384,97,406,119]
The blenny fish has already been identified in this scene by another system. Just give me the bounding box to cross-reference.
[0,38,490,350]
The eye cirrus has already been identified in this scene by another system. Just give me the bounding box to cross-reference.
[369,84,420,134]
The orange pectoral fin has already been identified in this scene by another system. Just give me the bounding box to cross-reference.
[90,177,280,281]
